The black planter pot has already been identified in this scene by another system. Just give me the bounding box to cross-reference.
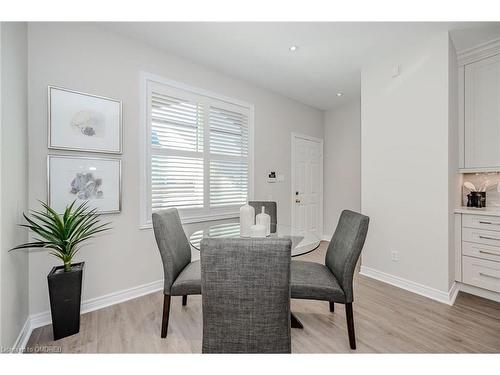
[47,262,84,340]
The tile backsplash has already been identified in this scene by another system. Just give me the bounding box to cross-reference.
[462,172,500,207]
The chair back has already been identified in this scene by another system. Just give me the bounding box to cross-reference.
[152,208,191,295]
[325,210,369,303]
[200,238,291,353]
[249,201,277,233]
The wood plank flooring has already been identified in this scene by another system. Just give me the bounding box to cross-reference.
[26,242,500,353]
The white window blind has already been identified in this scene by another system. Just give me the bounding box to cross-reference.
[151,155,204,210]
[209,106,249,208]
[151,92,204,153]
[144,78,253,225]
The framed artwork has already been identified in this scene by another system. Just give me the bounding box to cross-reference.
[48,155,122,214]
[48,86,122,154]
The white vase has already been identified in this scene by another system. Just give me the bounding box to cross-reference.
[250,224,266,238]
[256,206,271,236]
[239,202,255,238]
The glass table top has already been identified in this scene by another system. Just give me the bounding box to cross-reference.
[189,223,321,257]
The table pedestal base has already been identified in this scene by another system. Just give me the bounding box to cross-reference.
[291,312,303,329]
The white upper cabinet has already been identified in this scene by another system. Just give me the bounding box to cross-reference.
[464,53,500,169]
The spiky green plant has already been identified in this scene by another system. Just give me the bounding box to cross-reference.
[10,201,110,272]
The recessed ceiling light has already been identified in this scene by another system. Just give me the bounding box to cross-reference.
[289,45,298,52]
[336,92,344,97]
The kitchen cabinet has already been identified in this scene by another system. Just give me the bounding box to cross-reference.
[464,53,500,169]
[455,211,500,300]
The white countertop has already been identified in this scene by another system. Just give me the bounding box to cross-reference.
[454,206,500,216]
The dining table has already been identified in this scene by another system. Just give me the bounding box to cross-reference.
[189,222,322,329]
[189,222,321,256]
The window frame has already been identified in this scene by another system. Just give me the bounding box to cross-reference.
[140,72,254,228]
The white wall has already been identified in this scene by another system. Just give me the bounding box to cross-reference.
[0,22,29,348]
[323,100,361,238]
[448,38,460,288]
[27,23,323,315]
[360,32,456,294]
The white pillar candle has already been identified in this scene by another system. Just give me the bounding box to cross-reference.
[250,224,266,238]
[239,202,255,238]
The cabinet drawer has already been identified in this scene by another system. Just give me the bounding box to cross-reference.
[462,214,500,232]
[462,227,500,247]
[462,241,500,262]
[462,256,500,293]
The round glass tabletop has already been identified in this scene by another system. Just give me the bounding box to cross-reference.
[189,223,321,257]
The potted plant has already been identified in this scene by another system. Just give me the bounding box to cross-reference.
[10,201,110,340]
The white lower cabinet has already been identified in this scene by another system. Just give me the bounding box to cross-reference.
[462,214,500,231]
[462,256,500,293]
[458,213,500,296]
[463,227,500,246]
[462,241,500,262]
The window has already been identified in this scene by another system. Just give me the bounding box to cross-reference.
[141,74,253,227]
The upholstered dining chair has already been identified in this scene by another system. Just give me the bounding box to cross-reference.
[290,210,369,349]
[152,208,201,338]
[200,238,292,353]
[249,200,277,233]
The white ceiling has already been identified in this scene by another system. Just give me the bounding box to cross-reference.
[102,22,500,110]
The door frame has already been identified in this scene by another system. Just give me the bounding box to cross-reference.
[291,132,324,238]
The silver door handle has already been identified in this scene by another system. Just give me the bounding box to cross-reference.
[479,235,500,241]
[479,250,500,257]
[479,221,500,225]
[479,272,500,280]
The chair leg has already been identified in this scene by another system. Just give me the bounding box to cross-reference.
[182,295,187,306]
[161,294,171,338]
[290,312,304,329]
[329,301,335,312]
[345,303,356,350]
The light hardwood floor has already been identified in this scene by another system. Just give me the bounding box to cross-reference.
[26,242,500,353]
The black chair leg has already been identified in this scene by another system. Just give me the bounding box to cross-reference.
[345,303,356,349]
[161,294,171,338]
[182,295,187,306]
[329,301,335,312]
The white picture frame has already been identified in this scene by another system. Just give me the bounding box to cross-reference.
[48,155,122,214]
[48,86,122,154]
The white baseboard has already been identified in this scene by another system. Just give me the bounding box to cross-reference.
[14,279,163,352]
[11,317,32,353]
[448,281,460,305]
[321,234,331,242]
[360,266,458,305]
[81,279,163,315]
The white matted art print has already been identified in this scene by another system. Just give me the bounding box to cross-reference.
[48,155,121,214]
[48,86,122,153]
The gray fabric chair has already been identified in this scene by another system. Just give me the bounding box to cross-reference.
[291,210,369,349]
[249,201,277,233]
[152,208,201,338]
[200,238,292,353]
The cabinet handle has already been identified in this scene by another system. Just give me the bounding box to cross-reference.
[479,250,500,257]
[479,235,500,241]
[479,221,500,225]
[479,272,500,280]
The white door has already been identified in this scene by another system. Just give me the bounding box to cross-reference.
[292,133,323,238]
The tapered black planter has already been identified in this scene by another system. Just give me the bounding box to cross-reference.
[47,262,84,340]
